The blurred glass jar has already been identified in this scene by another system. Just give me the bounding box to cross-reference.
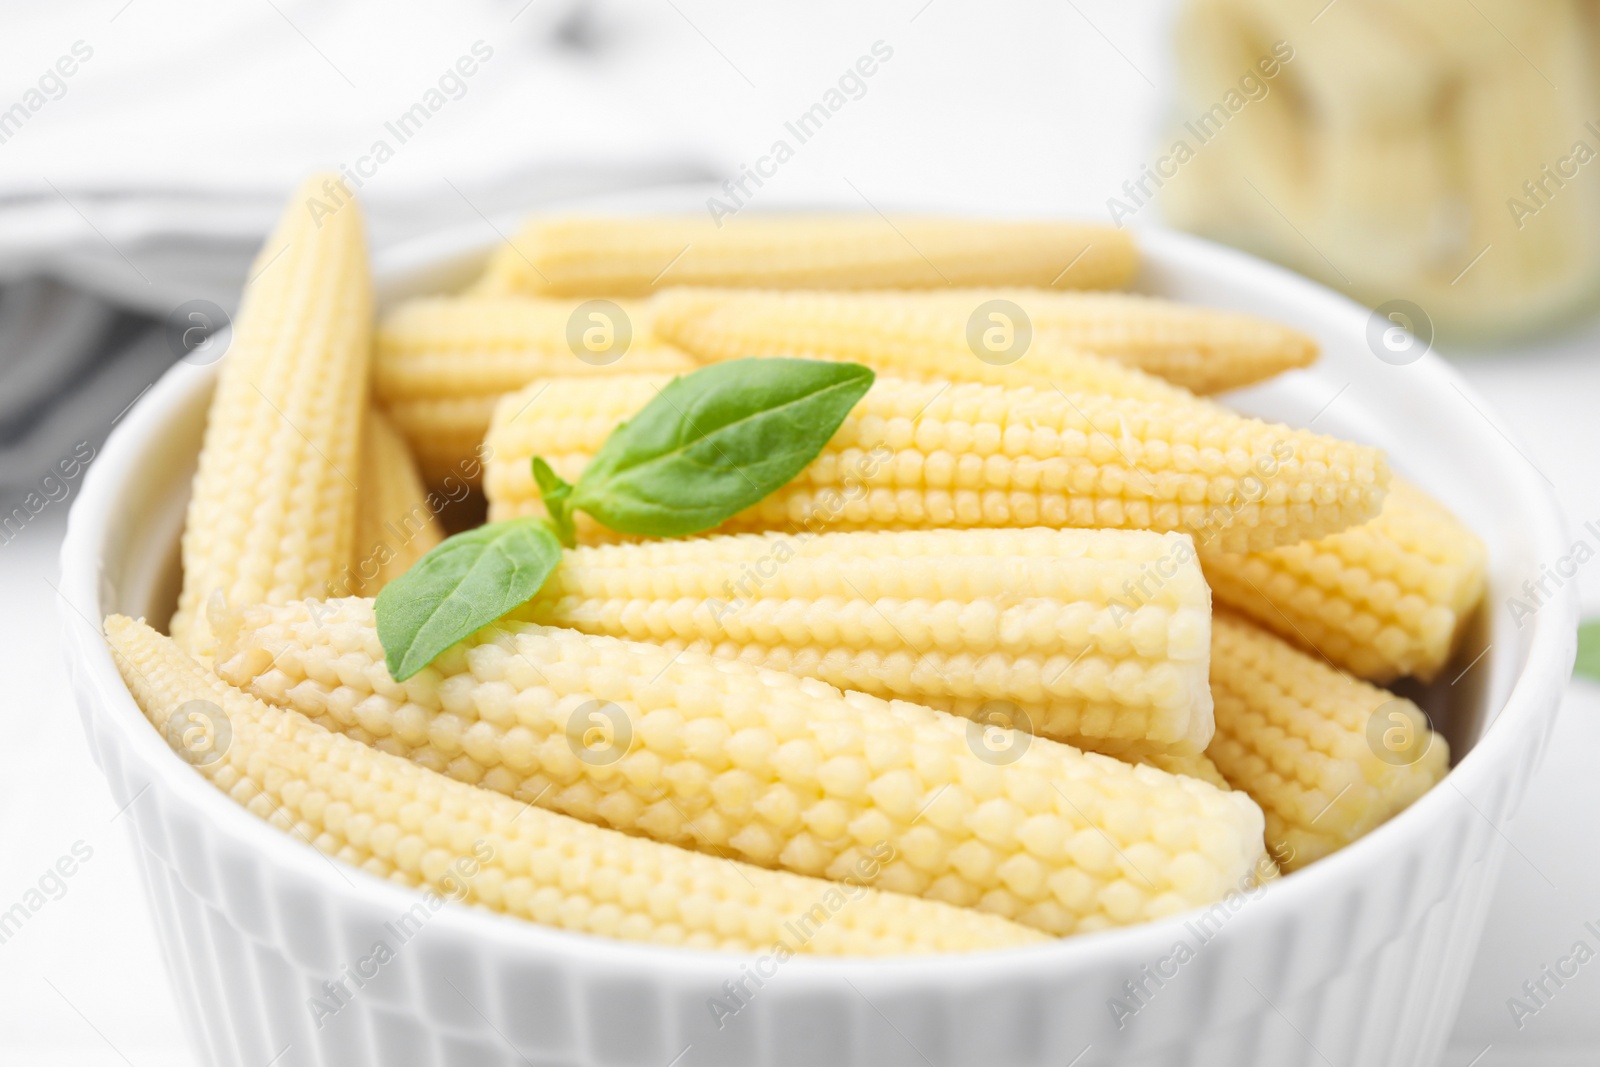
[1160,0,1600,343]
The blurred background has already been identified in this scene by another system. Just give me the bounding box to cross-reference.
[3,1,1598,1063]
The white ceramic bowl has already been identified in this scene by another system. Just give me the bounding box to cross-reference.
[59,222,1575,1067]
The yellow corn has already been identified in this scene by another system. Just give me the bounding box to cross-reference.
[1201,480,1487,682]
[1207,613,1449,871]
[1021,290,1317,392]
[346,408,444,598]
[484,374,1390,554]
[375,297,696,485]
[376,296,693,398]
[507,528,1214,757]
[1137,752,1230,791]
[110,615,1040,954]
[648,288,1316,395]
[473,216,1137,297]
[648,289,1190,403]
[170,174,372,656]
[384,397,499,485]
[218,598,1270,937]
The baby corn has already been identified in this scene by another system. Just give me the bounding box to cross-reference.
[219,598,1270,937]
[376,296,694,397]
[110,615,1040,954]
[1207,613,1449,870]
[507,528,1215,757]
[484,374,1390,553]
[170,174,372,656]
[648,289,1192,403]
[1022,290,1317,393]
[380,291,1201,469]
[384,397,499,485]
[1201,480,1487,682]
[1137,752,1231,791]
[648,288,1317,394]
[473,216,1137,296]
[376,297,696,484]
[348,408,443,597]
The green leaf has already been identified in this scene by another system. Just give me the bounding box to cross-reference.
[532,457,577,548]
[1575,619,1600,681]
[375,517,564,681]
[568,358,874,538]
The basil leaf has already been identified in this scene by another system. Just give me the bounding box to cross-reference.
[376,517,563,680]
[568,358,874,538]
[532,457,577,548]
[1575,619,1600,681]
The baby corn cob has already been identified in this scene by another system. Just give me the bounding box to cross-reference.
[473,216,1137,297]
[484,374,1390,553]
[648,289,1317,395]
[110,615,1040,954]
[347,408,444,597]
[170,174,372,656]
[508,528,1215,756]
[648,289,1191,404]
[376,297,696,484]
[1201,480,1487,682]
[1021,291,1316,393]
[219,598,1270,937]
[376,296,693,397]
[1137,752,1231,791]
[1207,613,1449,870]
[384,397,499,485]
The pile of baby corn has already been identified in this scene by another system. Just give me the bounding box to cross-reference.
[108,174,1483,957]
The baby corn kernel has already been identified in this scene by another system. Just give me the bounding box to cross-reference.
[504,527,1215,757]
[1202,480,1487,683]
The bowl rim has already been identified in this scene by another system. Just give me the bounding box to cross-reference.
[57,222,1579,990]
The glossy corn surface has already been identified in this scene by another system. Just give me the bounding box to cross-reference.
[1207,612,1449,870]
[376,296,693,398]
[484,374,1390,553]
[376,297,695,485]
[171,174,372,656]
[474,216,1138,296]
[110,615,1041,954]
[1020,289,1317,392]
[384,397,499,485]
[1137,752,1231,791]
[1202,480,1487,682]
[219,598,1270,937]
